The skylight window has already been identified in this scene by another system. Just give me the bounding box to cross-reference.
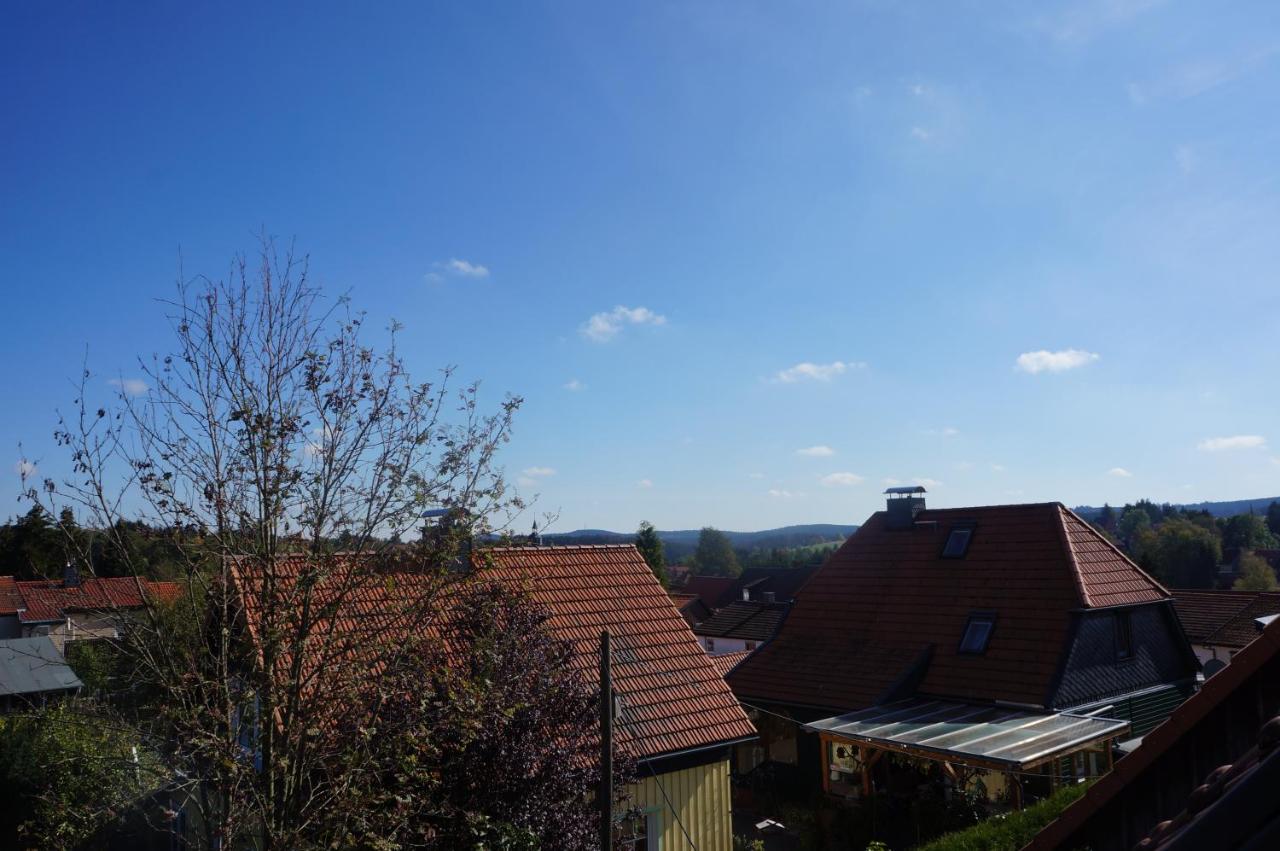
[959,614,995,654]
[942,525,974,558]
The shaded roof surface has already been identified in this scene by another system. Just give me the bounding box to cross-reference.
[693,601,790,641]
[2,575,178,623]
[807,697,1129,771]
[730,503,1170,713]
[1172,589,1280,649]
[681,575,735,610]
[1026,610,1280,850]
[0,636,83,696]
[232,547,756,762]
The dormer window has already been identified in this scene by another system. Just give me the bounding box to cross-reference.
[942,525,975,558]
[959,613,995,654]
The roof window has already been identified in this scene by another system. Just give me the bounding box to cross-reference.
[959,614,995,654]
[942,525,975,558]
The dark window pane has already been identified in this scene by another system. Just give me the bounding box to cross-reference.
[960,617,994,653]
[943,528,973,558]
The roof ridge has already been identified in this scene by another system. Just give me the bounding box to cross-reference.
[1059,503,1171,602]
[1054,504,1092,608]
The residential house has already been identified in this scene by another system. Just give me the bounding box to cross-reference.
[232,545,757,851]
[0,635,83,710]
[0,567,181,650]
[1172,588,1280,672]
[727,490,1199,811]
[668,591,713,628]
[693,600,790,656]
[1028,611,1280,850]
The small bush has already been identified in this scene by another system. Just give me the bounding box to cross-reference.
[915,782,1090,851]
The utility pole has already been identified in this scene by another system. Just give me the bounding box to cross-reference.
[599,629,613,851]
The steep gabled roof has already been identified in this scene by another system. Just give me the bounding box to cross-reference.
[231,546,756,763]
[482,546,756,760]
[729,503,1170,712]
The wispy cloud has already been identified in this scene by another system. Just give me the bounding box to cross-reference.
[580,306,667,343]
[913,477,943,489]
[796,445,835,458]
[1031,0,1168,45]
[1015,349,1100,374]
[922,426,960,437]
[821,472,864,487]
[1128,43,1280,104]
[1107,467,1134,478]
[768,488,802,499]
[109,378,148,396]
[882,477,902,486]
[1198,435,1267,452]
[991,464,1007,473]
[522,466,557,478]
[428,258,490,281]
[563,378,585,392]
[637,478,653,488]
[772,360,865,383]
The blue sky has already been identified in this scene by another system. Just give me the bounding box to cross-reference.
[3,1,1280,533]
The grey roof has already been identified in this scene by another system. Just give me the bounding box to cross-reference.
[884,485,927,495]
[804,697,1129,770]
[0,636,83,697]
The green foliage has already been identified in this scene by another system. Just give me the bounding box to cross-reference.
[1221,514,1278,550]
[1267,502,1280,538]
[691,527,741,577]
[915,782,1090,851]
[634,521,668,587]
[1233,552,1278,591]
[0,506,69,580]
[1139,518,1222,587]
[739,541,839,570]
[1117,507,1152,545]
[0,703,162,849]
[733,837,766,851]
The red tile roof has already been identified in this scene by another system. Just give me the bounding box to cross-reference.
[1171,589,1257,644]
[1,575,178,623]
[729,503,1170,712]
[711,649,753,678]
[231,546,756,763]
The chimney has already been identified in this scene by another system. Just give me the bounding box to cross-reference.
[63,561,81,588]
[884,486,927,530]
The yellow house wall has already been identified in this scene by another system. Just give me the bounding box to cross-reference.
[627,758,733,851]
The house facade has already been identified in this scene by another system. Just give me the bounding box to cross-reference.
[0,570,180,651]
[727,492,1199,811]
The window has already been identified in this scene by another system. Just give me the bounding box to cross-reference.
[1115,611,1133,661]
[959,614,995,654]
[616,810,660,851]
[942,525,975,558]
[704,638,715,652]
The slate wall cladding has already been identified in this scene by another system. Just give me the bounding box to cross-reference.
[1052,603,1194,709]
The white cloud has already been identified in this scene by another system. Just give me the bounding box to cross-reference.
[910,126,932,141]
[796,445,835,457]
[563,378,585,392]
[772,360,865,383]
[517,476,537,488]
[1015,349,1100,374]
[1107,467,1134,478]
[991,464,1007,473]
[768,488,801,499]
[580,306,667,343]
[954,461,975,472]
[1032,0,1168,45]
[882,477,902,486]
[1198,435,1267,452]
[913,477,943,489]
[522,466,556,478]
[637,479,653,488]
[109,378,149,396]
[15,460,36,478]
[821,472,864,487]
[922,426,960,437]
[445,258,489,278]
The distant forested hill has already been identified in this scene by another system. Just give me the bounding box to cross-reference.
[542,523,857,564]
[1074,496,1280,520]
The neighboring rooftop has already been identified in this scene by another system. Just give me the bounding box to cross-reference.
[1173,589,1280,649]
[0,636,83,697]
[729,502,1172,713]
[0,574,180,624]
[693,600,790,642]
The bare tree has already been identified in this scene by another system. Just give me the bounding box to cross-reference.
[28,237,537,848]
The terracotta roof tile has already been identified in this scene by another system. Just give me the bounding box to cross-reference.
[0,576,21,616]
[711,649,753,678]
[11,576,173,623]
[730,503,1169,713]
[693,601,790,641]
[1171,589,1256,644]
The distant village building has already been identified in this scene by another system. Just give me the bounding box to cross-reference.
[0,569,180,651]
[727,490,1199,818]
[693,599,790,655]
[1173,589,1280,671]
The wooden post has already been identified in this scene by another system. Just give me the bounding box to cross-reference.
[860,746,873,798]
[819,734,831,794]
[600,630,612,851]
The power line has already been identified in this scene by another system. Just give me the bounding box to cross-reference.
[644,759,698,851]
